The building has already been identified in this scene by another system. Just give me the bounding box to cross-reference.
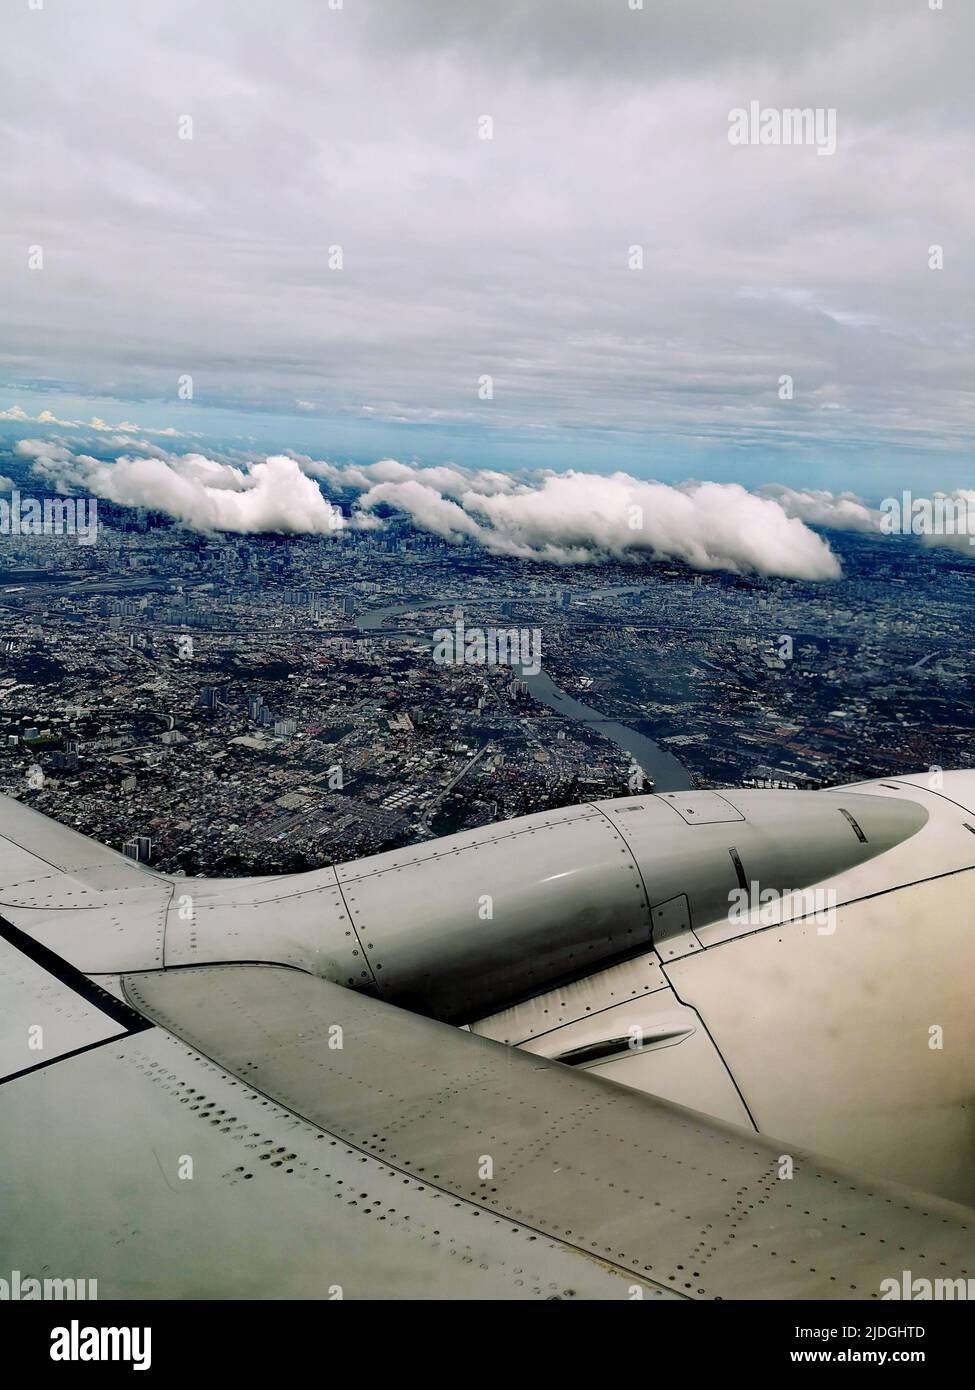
[122,835,152,864]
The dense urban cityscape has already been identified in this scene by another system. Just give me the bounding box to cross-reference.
[1,501,971,876]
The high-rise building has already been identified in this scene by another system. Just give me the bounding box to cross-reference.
[122,835,152,864]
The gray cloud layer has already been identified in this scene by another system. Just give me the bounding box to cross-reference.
[1,1,973,477]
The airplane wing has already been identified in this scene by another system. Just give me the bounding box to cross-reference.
[2,924,973,1300]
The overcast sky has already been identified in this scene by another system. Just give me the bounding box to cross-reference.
[1,0,972,493]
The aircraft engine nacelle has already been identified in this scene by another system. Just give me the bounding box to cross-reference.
[163,788,926,1023]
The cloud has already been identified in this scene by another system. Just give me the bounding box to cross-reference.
[13,442,346,534]
[14,439,84,491]
[918,490,975,555]
[358,478,485,543]
[14,437,850,578]
[20,423,975,574]
[456,473,842,578]
[758,482,975,555]
[83,453,346,535]
[1,404,188,437]
[756,484,882,533]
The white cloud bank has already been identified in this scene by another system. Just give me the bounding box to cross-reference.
[15,444,344,535]
[356,470,842,578]
[917,490,975,555]
[1,404,187,437]
[88,454,348,535]
[12,440,856,579]
[22,437,975,568]
[756,484,882,534]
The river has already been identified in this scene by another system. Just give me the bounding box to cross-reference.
[517,667,692,791]
[356,591,693,790]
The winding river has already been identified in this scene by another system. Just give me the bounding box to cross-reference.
[356,592,693,791]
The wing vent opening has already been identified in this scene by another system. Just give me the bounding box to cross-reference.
[728,847,749,892]
[838,807,868,843]
[553,1027,695,1068]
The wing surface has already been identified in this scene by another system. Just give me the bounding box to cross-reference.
[107,961,974,1301]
